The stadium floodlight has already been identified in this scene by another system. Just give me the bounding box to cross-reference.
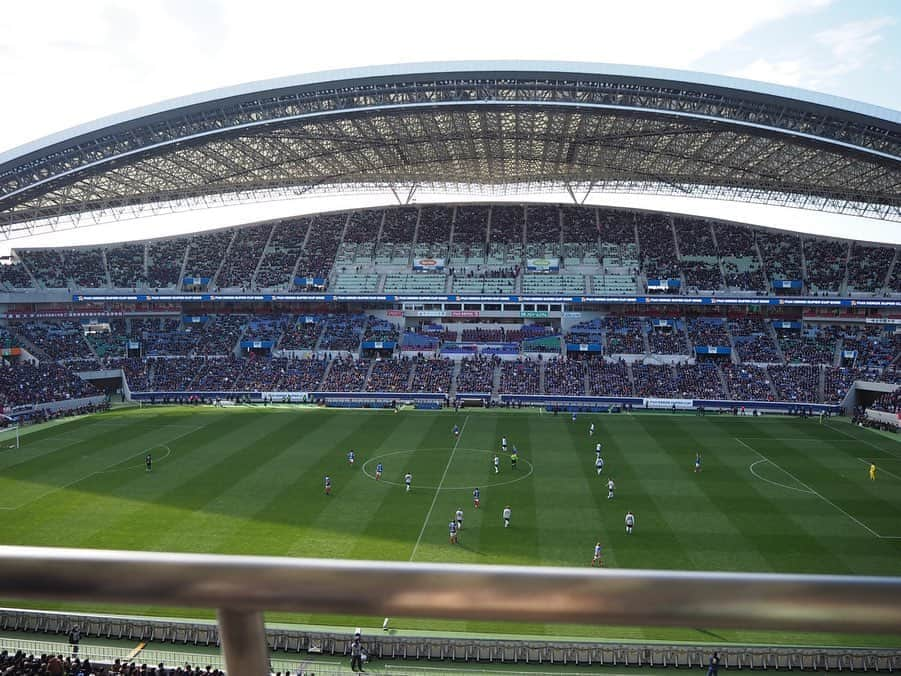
[0,414,19,449]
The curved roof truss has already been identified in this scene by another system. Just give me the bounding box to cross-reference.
[1,61,899,237]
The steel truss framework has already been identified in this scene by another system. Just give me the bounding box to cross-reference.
[1,62,899,237]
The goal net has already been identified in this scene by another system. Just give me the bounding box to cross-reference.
[0,415,19,449]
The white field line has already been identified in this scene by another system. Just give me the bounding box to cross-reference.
[409,415,469,561]
[824,421,901,460]
[857,457,901,481]
[0,422,206,511]
[748,459,813,494]
[735,438,901,540]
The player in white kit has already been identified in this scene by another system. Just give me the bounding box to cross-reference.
[625,511,635,534]
[455,508,464,531]
[607,478,615,499]
[595,455,604,475]
[589,423,595,436]
[503,505,512,528]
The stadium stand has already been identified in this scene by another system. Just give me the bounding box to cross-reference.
[722,364,774,401]
[603,316,644,354]
[19,249,65,288]
[0,360,100,408]
[408,356,454,393]
[846,243,894,294]
[757,231,803,288]
[319,356,370,391]
[631,362,680,398]
[365,357,412,392]
[107,243,146,288]
[11,321,94,361]
[586,359,632,396]
[456,355,497,394]
[0,259,32,289]
[147,237,188,288]
[768,364,821,402]
[216,222,273,289]
[255,218,310,289]
[637,213,681,280]
[498,358,541,394]
[544,357,586,396]
[804,237,848,294]
[183,230,233,286]
[729,317,781,363]
[646,319,690,355]
[776,325,839,365]
[673,362,726,399]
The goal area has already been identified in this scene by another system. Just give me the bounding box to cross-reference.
[0,415,19,449]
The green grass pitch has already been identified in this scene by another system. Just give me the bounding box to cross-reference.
[1,406,899,646]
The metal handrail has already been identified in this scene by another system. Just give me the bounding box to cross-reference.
[1,545,899,675]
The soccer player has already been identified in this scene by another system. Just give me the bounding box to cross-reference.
[501,436,508,453]
[694,452,702,473]
[449,520,458,544]
[453,424,460,439]
[595,455,604,476]
[375,462,383,480]
[625,511,635,534]
[472,487,480,509]
[571,411,577,423]
[493,454,500,474]
[324,475,332,496]
[869,463,877,481]
[503,505,512,528]
[589,422,595,437]
[455,507,464,531]
[510,448,518,469]
[591,542,603,567]
[404,472,412,492]
[607,477,615,500]
[347,450,355,466]
[145,454,152,473]
[595,442,602,457]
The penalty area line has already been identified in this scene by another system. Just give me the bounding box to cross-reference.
[736,438,896,540]
[409,415,469,561]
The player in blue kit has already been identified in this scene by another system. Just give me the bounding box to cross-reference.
[375,462,383,480]
[694,452,702,473]
[347,450,355,466]
[453,424,460,439]
[324,475,331,496]
[472,487,480,509]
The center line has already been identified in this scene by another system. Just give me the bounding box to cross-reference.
[409,415,469,561]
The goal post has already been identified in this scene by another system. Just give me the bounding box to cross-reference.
[0,415,20,450]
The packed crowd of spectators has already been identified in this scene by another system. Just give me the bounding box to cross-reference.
[636,214,681,279]
[561,206,598,242]
[0,649,225,676]
[183,230,233,282]
[408,356,454,393]
[713,222,756,257]
[19,249,65,288]
[453,206,490,244]
[823,366,865,404]
[107,244,146,288]
[722,364,774,400]
[839,325,898,373]
[544,357,585,395]
[216,222,273,289]
[147,238,188,288]
[62,249,108,288]
[674,217,717,256]
[461,327,506,342]
[672,362,726,399]
[803,238,848,292]
[366,357,413,392]
[318,315,367,352]
[498,358,541,394]
[279,318,323,350]
[646,323,689,355]
[729,317,780,363]
[294,213,344,280]
[0,260,32,289]
[845,244,894,292]
[255,218,309,289]
[768,365,820,402]
[243,316,288,343]
[603,317,645,354]
[417,206,454,246]
[490,205,525,243]
[362,318,399,344]
[757,232,803,285]
[0,361,100,408]
[722,259,765,291]
[344,209,382,244]
[319,356,370,391]
[278,355,329,391]
[598,211,637,244]
[526,205,561,246]
[776,326,839,365]
[631,362,679,398]
[586,359,632,396]
[686,317,731,348]
[11,321,94,360]
[381,207,419,244]
[681,262,722,291]
[455,355,498,393]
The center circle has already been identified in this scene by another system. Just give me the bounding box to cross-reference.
[361,447,533,489]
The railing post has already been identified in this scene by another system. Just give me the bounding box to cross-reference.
[217,608,269,676]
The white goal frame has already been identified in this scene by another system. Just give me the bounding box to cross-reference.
[0,415,19,449]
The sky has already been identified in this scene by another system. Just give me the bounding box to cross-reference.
[0,0,899,252]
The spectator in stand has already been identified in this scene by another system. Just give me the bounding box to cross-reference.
[722,364,774,401]
[729,317,780,363]
[11,321,94,361]
[320,357,370,391]
[498,358,541,395]
[408,356,453,393]
[545,358,585,396]
[0,361,101,408]
[672,362,726,399]
[456,355,497,393]
[768,365,820,402]
[586,359,632,396]
[366,358,413,392]
[632,362,680,398]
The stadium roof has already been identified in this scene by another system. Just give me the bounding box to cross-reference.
[1,60,899,238]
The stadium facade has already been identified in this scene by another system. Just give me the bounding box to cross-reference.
[0,62,898,421]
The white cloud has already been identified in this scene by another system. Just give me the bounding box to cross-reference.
[731,59,806,87]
